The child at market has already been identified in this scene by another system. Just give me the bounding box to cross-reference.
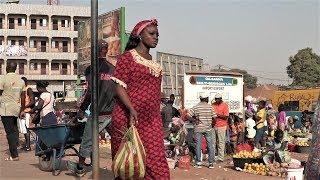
[228,115,238,154]
[245,110,256,143]
[267,111,277,138]
[235,114,245,144]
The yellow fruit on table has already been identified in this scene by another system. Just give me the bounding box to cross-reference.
[233,151,262,159]
[296,141,309,147]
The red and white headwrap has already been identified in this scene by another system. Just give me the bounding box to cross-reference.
[131,19,158,37]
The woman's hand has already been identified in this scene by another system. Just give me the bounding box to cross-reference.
[129,108,138,126]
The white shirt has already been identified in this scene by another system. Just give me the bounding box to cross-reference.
[245,117,256,139]
[40,92,55,117]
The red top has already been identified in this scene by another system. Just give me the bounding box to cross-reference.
[212,102,229,128]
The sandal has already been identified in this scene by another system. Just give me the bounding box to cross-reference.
[5,156,19,161]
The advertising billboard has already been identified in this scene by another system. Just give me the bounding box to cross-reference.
[183,72,244,113]
[77,8,124,75]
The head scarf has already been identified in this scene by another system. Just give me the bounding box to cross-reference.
[171,117,187,135]
[131,19,158,37]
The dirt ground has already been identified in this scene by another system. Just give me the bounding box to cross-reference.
[0,123,309,180]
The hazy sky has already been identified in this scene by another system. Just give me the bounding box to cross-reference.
[20,0,319,84]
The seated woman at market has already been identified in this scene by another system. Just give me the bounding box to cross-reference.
[267,129,287,151]
[301,119,311,134]
[286,116,298,133]
[166,118,188,158]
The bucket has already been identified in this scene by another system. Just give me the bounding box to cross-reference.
[286,167,304,180]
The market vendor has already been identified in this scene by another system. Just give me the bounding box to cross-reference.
[287,116,298,133]
[267,129,287,151]
[166,117,188,159]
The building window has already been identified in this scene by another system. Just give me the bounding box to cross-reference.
[0,63,2,75]
[30,40,37,48]
[10,40,16,46]
[170,63,176,74]
[41,41,46,52]
[62,41,68,52]
[39,19,47,27]
[61,20,66,27]
[41,63,47,75]
[0,40,2,45]
[184,64,190,72]
[74,20,78,31]
[9,18,14,29]
[74,41,78,52]
[178,76,183,87]
[177,63,183,74]
[163,62,169,72]
[51,63,59,71]
[192,65,197,71]
[18,62,25,75]
[18,40,24,46]
[17,18,25,26]
[53,19,58,30]
[73,62,77,75]
[162,76,167,86]
[61,63,68,75]
[30,62,38,70]
[31,19,36,29]
[55,41,59,48]
[0,18,2,29]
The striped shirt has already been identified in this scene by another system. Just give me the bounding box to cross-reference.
[188,102,216,132]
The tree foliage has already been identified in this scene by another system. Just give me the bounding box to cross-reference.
[229,69,258,89]
[287,48,320,87]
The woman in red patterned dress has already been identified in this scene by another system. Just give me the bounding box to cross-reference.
[111,19,170,179]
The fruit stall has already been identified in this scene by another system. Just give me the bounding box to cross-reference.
[287,132,311,153]
[233,150,304,179]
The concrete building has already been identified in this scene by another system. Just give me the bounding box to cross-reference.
[0,3,90,97]
[156,52,204,97]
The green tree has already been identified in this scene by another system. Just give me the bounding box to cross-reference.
[210,67,258,89]
[229,69,258,89]
[287,48,320,87]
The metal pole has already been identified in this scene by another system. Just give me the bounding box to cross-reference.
[91,0,99,179]
[120,7,126,53]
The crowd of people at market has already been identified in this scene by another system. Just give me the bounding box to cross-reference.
[0,18,319,179]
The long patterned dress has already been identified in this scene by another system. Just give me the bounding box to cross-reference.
[305,100,320,180]
[111,49,170,180]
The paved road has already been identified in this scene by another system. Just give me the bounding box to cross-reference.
[0,124,308,179]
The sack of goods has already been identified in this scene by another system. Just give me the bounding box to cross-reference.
[112,125,146,179]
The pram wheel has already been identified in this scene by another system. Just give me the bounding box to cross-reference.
[38,154,53,172]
